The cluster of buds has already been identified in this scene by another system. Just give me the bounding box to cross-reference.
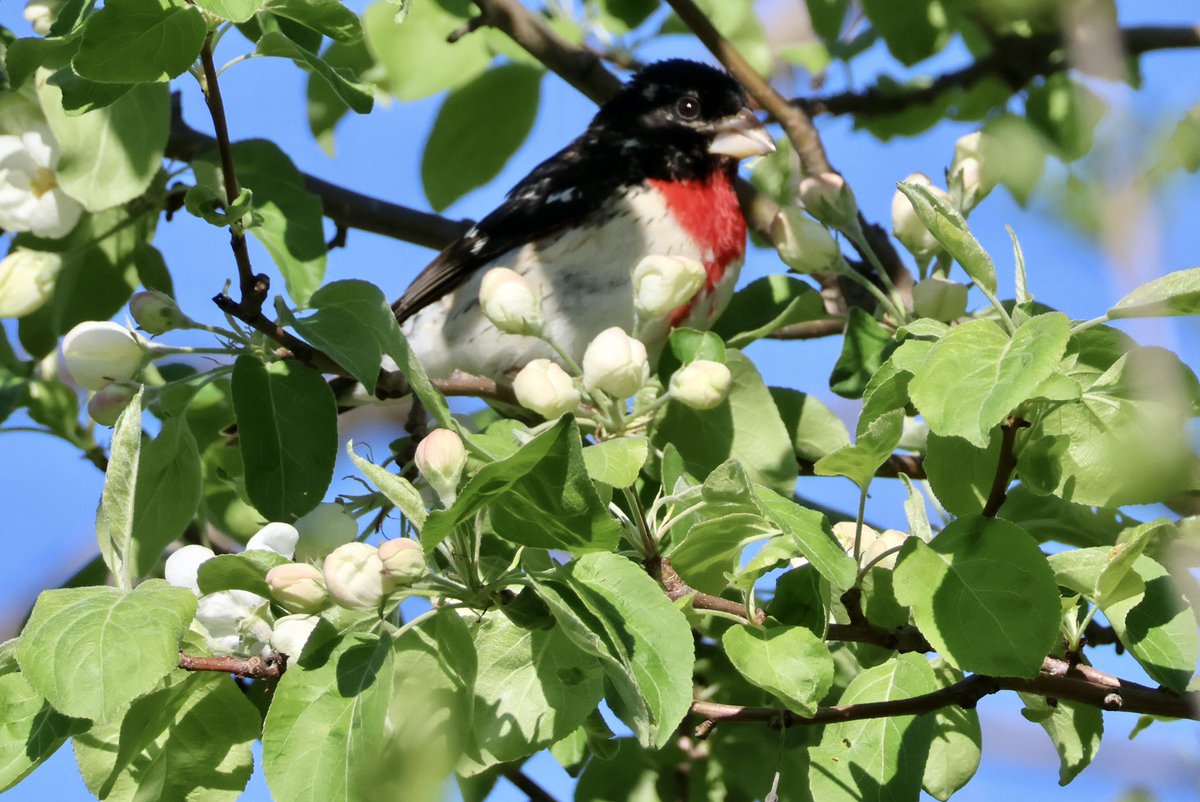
[320,539,426,609]
[830,521,910,571]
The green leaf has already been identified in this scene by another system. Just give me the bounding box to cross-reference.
[193,0,263,23]
[38,79,168,212]
[656,351,797,494]
[0,673,86,792]
[47,67,132,115]
[306,40,372,155]
[668,327,726,365]
[263,0,362,42]
[830,307,894,399]
[423,417,619,554]
[582,435,648,488]
[73,671,259,801]
[1019,694,1103,785]
[346,440,427,531]
[1108,266,1200,319]
[999,484,1135,548]
[767,565,831,636]
[128,416,202,576]
[196,550,290,596]
[5,35,80,90]
[529,552,694,749]
[16,581,196,722]
[231,356,337,521]
[72,0,206,83]
[711,275,827,347]
[924,430,1002,516]
[1025,73,1107,162]
[96,386,144,587]
[378,324,473,450]
[753,486,856,591]
[256,31,373,114]
[668,511,775,595]
[770,387,850,463]
[194,140,326,304]
[362,0,492,101]
[466,611,604,767]
[814,407,903,490]
[283,279,396,393]
[422,64,541,211]
[1095,519,1172,602]
[893,516,1059,676]
[896,181,997,293]
[860,0,950,66]
[722,623,833,716]
[909,313,1071,447]
[923,662,982,801]
[808,654,937,801]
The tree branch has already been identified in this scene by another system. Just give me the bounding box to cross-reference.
[981,416,1028,518]
[499,766,561,802]
[797,453,926,480]
[178,651,286,680]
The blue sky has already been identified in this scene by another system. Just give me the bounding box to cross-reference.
[2,1,1198,800]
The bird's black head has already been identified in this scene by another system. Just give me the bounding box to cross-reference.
[587,59,774,181]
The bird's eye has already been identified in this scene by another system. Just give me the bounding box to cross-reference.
[676,97,700,120]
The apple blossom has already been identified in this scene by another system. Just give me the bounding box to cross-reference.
[513,358,580,419]
[669,359,732,410]
[0,124,82,239]
[61,321,144,391]
[0,249,62,318]
[632,254,706,317]
[581,327,650,399]
[265,563,328,613]
[414,428,467,506]
[479,267,543,335]
[322,542,396,609]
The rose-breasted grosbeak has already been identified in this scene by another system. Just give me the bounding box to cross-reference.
[396,59,774,380]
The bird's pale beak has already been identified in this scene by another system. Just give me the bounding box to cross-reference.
[708,107,775,160]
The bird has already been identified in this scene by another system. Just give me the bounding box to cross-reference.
[394,58,774,382]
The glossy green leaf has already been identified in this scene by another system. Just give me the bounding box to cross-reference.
[893,516,1059,677]
[922,661,981,801]
[830,307,895,399]
[814,407,903,490]
[129,415,202,576]
[0,673,85,792]
[668,511,775,595]
[723,622,833,716]
[897,181,997,293]
[283,279,396,393]
[770,387,850,463]
[306,40,372,155]
[924,430,1002,516]
[362,0,491,102]
[47,68,131,115]
[231,356,337,521]
[1019,694,1103,785]
[256,31,372,114]
[196,550,289,596]
[72,0,206,83]
[346,440,427,530]
[96,386,143,586]
[263,0,362,42]
[582,435,648,488]
[753,486,856,591]
[16,581,196,722]
[193,0,262,23]
[999,485,1135,548]
[1108,266,1200,319]
[711,274,827,348]
[860,0,950,66]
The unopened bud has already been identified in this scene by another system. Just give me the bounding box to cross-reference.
[480,267,543,335]
[669,359,732,410]
[265,562,328,613]
[582,327,650,399]
[913,277,969,322]
[23,0,57,35]
[322,542,395,609]
[129,289,190,335]
[513,358,580,419]
[633,254,706,317]
[378,538,426,585]
[892,173,949,263]
[832,521,879,556]
[293,502,358,563]
[770,207,840,274]
[0,250,62,318]
[61,320,144,391]
[862,529,909,570]
[414,429,467,506]
[270,614,320,658]
[86,381,139,427]
[246,521,300,559]
[798,172,859,233]
[951,132,996,211]
[164,544,216,596]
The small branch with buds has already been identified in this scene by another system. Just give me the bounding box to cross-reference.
[178,651,287,680]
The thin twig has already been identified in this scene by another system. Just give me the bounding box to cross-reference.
[981,417,1028,518]
[178,651,287,680]
[767,318,846,340]
[648,556,766,624]
[500,766,560,802]
[797,453,926,480]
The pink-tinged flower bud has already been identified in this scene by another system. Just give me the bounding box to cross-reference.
[480,267,543,335]
[322,542,396,609]
[0,250,62,318]
[86,381,139,427]
[770,207,840,274]
[246,522,300,559]
[164,544,216,596]
[415,428,467,506]
[61,320,144,391]
[513,358,580,419]
[633,254,706,317]
[669,359,732,410]
[892,173,950,263]
[582,327,650,399]
[270,614,320,658]
[798,172,858,232]
[378,538,426,585]
[129,289,190,335]
[293,502,358,563]
[265,563,328,613]
[913,277,969,322]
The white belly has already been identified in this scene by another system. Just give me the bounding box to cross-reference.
[401,186,742,380]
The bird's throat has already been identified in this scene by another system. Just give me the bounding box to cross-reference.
[648,169,746,291]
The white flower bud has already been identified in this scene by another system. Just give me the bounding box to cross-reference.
[270,614,320,658]
[265,562,328,613]
[898,417,929,453]
[798,172,858,232]
[0,250,62,318]
[195,590,273,657]
[23,0,59,35]
[951,132,997,212]
[61,320,144,391]
[913,277,969,322]
[129,289,190,335]
[831,521,879,556]
[479,267,543,335]
[862,529,909,570]
[322,542,396,609]
[86,381,138,427]
[581,327,650,399]
[892,173,949,263]
[293,502,358,563]
[669,359,732,410]
[513,358,580,419]
[770,207,840,274]
[414,428,467,507]
[378,538,426,585]
[632,254,706,317]
[164,544,216,597]
[246,521,300,559]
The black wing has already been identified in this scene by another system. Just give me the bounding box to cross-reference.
[392,136,632,323]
